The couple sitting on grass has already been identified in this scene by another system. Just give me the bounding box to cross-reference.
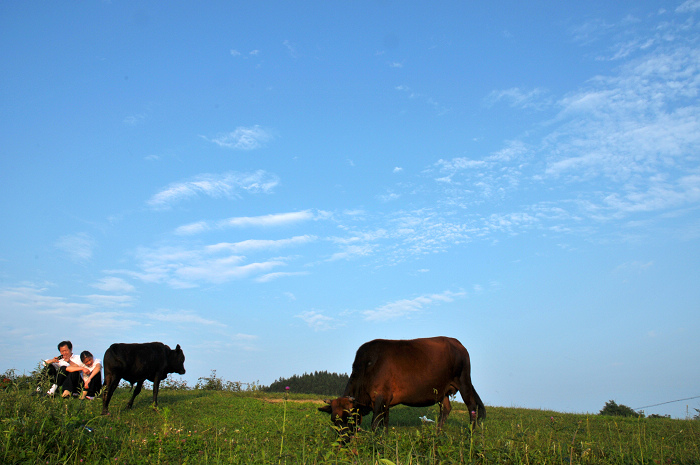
[40,340,102,400]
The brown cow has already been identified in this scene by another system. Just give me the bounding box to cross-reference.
[319,337,485,435]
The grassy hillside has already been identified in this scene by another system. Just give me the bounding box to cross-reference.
[1,386,699,464]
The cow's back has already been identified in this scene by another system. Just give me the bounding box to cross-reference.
[348,337,466,405]
[104,342,168,383]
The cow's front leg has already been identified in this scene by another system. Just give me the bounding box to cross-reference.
[127,380,143,409]
[101,375,120,415]
[371,396,390,431]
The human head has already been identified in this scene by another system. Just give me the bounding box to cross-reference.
[57,340,72,351]
[58,341,73,359]
[80,351,94,366]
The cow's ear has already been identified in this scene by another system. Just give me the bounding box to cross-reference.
[318,403,332,414]
[175,344,181,351]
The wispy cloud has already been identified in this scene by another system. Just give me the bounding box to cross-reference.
[0,285,93,314]
[124,233,313,288]
[203,125,273,150]
[676,0,700,13]
[148,171,279,209]
[175,211,316,236]
[206,235,316,254]
[485,87,551,110]
[255,271,309,283]
[123,113,146,126]
[417,12,700,244]
[91,277,135,293]
[82,294,135,308]
[362,290,465,321]
[283,39,298,58]
[295,310,338,331]
[55,233,95,263]
[218,211,314,228]
[147,309,226,327]
[395,84,449,115]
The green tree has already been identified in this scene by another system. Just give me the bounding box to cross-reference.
[265,371,349,396]
[599,400,644,417]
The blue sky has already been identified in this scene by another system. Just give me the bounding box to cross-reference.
[2,1,699,418]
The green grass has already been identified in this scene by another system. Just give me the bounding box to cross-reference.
[1,387,699,464]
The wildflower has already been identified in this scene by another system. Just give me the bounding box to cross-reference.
[285,386,290,391]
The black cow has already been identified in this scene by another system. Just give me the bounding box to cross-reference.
[319,337,485,435]
[101,342,185,415]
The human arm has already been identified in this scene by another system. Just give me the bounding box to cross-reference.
[83,362,101,388]
[43,355,61,365]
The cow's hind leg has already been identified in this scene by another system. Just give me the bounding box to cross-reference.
[458,372,486,424]
[101,374,121,415]
[152,379,161,408]
[126,380,144,409]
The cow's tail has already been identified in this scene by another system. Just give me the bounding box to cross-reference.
[472,387,486,420]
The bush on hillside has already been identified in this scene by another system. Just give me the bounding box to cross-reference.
[599,400,644,417]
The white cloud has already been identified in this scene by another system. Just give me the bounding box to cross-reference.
[0,286,92,314]
[91,277,135,293]
[205,125,273,150]
[206,235,316,254]
[127,234,314,287]
[362,290,465,321]
[295,310,337,331]
[82,294,135,308]
[175,221,211,236]
[147,309,225,327]
[55,233,95,263]
[256,271,309,283]
[676,0,700,13]
[614,260,654,273]
[148,171,279,209]
[485,87,551,110]
[123,113,146,125]
[175,211,316,236]
[283,40,297,58]
[217,210,314,228]
[327,244,374,262]
[77,311,141,331]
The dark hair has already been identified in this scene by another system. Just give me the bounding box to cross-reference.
[58,340,72,351]
[80,351,93,362]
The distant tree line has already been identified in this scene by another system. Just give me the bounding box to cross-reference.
[265,370,349,396]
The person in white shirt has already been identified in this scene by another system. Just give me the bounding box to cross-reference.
[40,340,84,397]
[78,351,102,400]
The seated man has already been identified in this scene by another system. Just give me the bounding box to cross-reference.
[78,350,102,400]
[40,340,83,397]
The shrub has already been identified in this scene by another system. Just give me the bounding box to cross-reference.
[161,374,189,390]
[599,400,644,417]
[195,370,224,390]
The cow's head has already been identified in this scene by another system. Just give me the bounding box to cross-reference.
[318,396,361,438]
[168,344,186,375]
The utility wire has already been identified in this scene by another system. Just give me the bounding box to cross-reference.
[634,395,700,410]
